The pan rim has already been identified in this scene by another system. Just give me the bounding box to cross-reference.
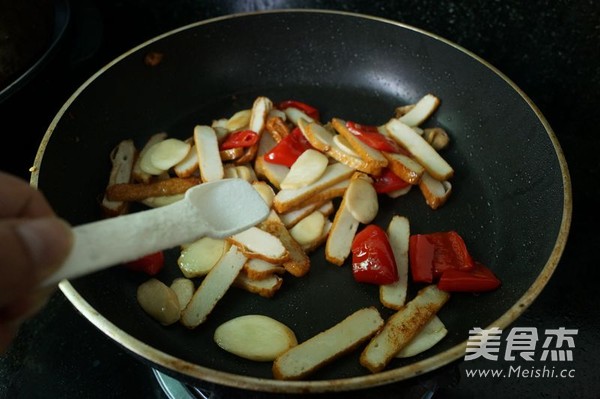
[31,8,572,393]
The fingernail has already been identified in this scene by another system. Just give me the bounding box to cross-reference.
[15,217,73,276]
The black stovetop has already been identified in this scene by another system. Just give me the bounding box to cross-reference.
[1,1,599,398]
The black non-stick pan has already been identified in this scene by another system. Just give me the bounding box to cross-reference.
[31,10,571,393]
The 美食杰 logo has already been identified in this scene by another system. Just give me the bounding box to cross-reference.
[462,327,577,379]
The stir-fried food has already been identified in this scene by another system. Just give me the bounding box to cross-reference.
[99,94,501,379]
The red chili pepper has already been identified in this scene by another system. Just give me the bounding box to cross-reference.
[263,127,313,167]
[351,224,399,285]
[437,262,501,292]
[372,168,411,194]
[346,121,403,153]
[277,100,320,121]
[219,129,259,150]
[124,251,165,276]
[409,231,475,284]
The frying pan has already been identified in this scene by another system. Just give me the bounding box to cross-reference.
[30,9,571,394]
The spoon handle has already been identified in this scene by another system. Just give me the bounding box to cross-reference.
[41,179,270,287]
[42,199,208,287]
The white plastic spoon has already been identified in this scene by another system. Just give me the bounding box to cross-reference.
[42,178,269,287]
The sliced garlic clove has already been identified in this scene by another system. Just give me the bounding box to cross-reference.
[170,277,195,311]
[280,149,329,190]
[284,107,314,126]
[137,278,181,326]
[139,141,167,175]
[149,138,192,171]
[225,109,252,131]
[289,211,326,246]
[134,132,168,181]
[252,181,276,208]
[178,237,229,278]
[214,315,297,361]
[235,165,257,183]
[346,175,379,224]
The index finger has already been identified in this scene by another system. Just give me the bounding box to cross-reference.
[0,172,55,219]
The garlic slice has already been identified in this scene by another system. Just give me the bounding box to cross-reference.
[137,278,180,326]
[345,174,378,224]
[284,107,314,126]
[170,278,194,311]
[280,149,329,190]
[178,237,229,278]
[225,109,252,131]
[289,211,326,246]
[214,315,297,361]
[150,138,191,171]
[134,132,167,182]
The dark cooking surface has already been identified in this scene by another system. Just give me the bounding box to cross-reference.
[0,1,598,398]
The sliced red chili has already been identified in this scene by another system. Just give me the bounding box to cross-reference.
[277,100,320,121]
[351,224,399,285]
[346,121,402,153]
[437,262,501,292]
[219,129,259,150]
[372,168,411,194]
[263,127,313,167]
[124,251,165,276]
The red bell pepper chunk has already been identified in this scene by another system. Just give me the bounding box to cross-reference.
[263,127,313,167]
[124,251,165,276]
[219,129,259,150]
[351,224,399,285]
[409,231,475,283]
[437,262,501,292]
[428,231,475,278]
[277,100,320,121]
[409,234,435,283]
[346,121,403,153]
[372,168,411,194]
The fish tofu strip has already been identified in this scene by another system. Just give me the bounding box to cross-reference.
[101,139,136,216]
[272,307,384,380]
[360,285,450,373]
[180,246,247,328]
[379,215,410,310]
[273,162,354,213]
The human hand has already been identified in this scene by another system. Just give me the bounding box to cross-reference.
[0,172,73,353]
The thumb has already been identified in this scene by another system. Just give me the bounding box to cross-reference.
[14,217,74,280]
[0,217,73,304]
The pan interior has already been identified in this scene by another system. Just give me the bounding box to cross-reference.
[36,11,567,388]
